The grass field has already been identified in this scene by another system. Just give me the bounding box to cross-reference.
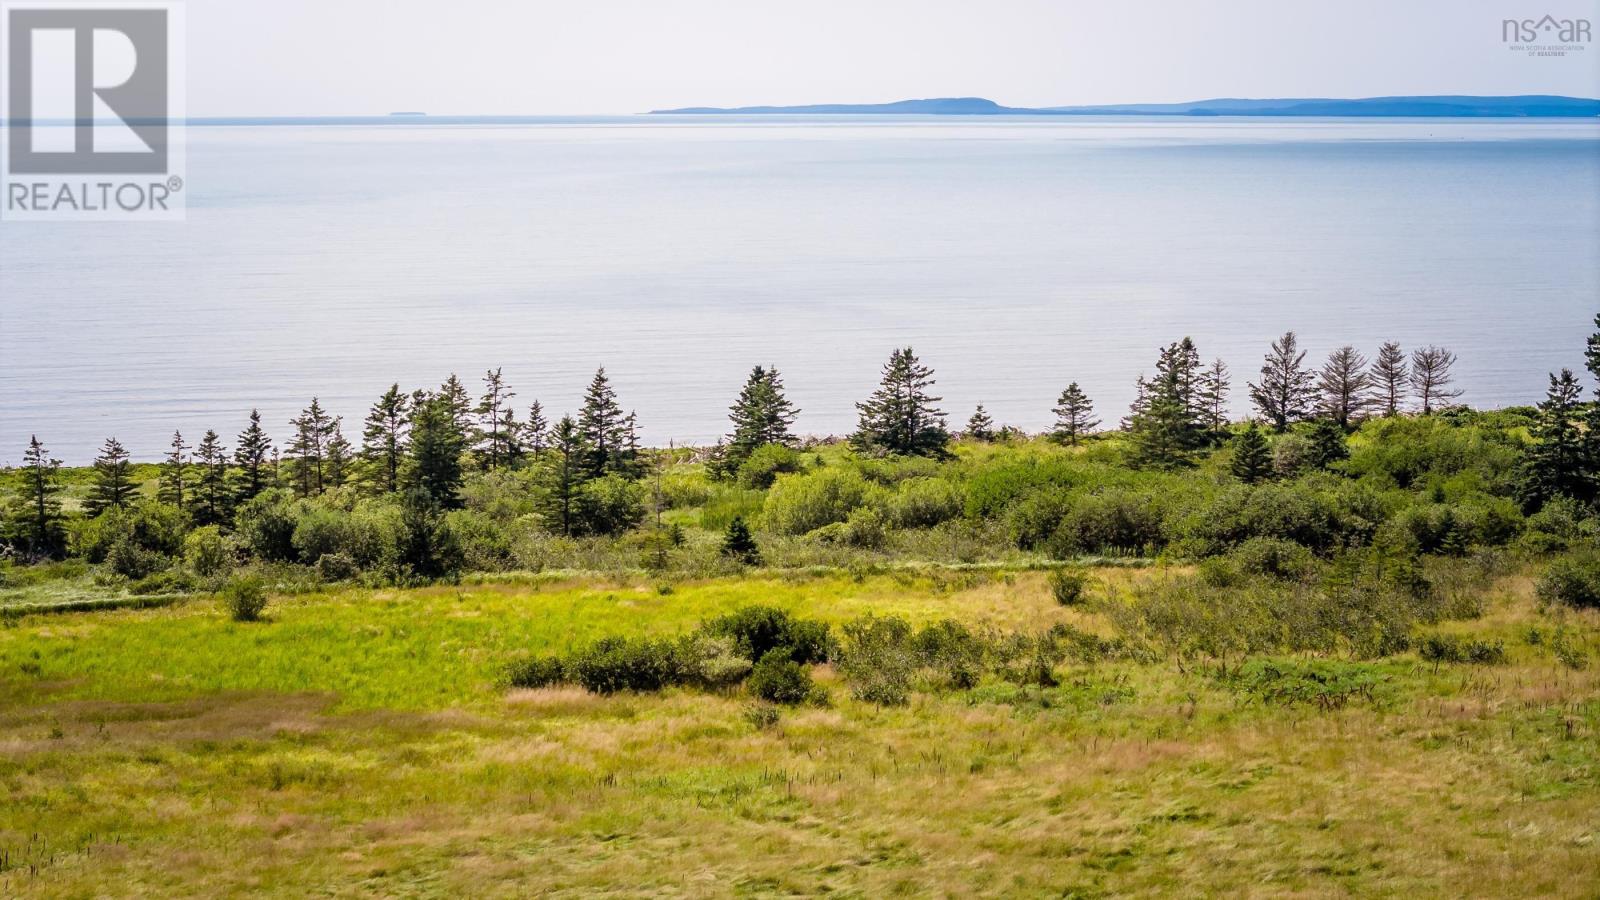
[2,566,1598,897]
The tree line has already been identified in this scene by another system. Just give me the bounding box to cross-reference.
[5,318,1598,565]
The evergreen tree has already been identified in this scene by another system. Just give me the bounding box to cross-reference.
[158,430,190,510]
[396,487,461,580]
[361,384,410,494]
[1370,341,1408,416]
[852,347,949,457]
[1306,418,1350,470]
[1519,369,1591,508]
[1127,355,1201,468]
[498,406,525,468]
[1229,422,1272,484]
[286,398,335,496]
[524,401,549,454]
[325,420,353,488]
[1197,358,1231,440]
[722,365,801,473]
[86,437,138,516]
[438,374,476,441]
[12,436,65,557]
[476,367,517,470]
[965,404,996,442]
[1410,345,1462,414]
[1249,331,1316,432]
[234,409,274,503]
[1319,345,1372,428]
[579,366,628,476]
[406,392,467,507]
[721,515,761,565]
[1585,312,1600,383]
[1161,337,1203,420]
[193,429,232,527]
[1051,383,1099,446]
[539,416,588,536]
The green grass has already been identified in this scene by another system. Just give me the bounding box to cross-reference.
[1,567,1597,896]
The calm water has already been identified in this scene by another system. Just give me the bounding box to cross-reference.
[2,116,1598,464]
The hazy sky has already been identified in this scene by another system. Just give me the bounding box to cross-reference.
[181,0,1600,114]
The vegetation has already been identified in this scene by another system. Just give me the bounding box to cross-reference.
[2,324,1600,894]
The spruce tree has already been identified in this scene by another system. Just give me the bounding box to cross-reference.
[852,347,949,457]
[1249,331,1316,432]
[1370,341,1408,416]
[406,392,467,507]
[1162,337,1203,421]
[86,437,138,516]
[1051,383,1099,446]
[1409,345,1462,414]
[1519,369,1590,508]
[286,398,335,496]
[1586,312,1600,384]
[362,384,410,494]
[1197,358,1231,440]
[476,368,516,470]
[234,409,273,502]
[438,374,476,441]
[1229,422,1272,484]
[965,404,996,442]
[325,420,353,488]
[723,365,800,472]
[193,429,232,526]
[579,366,627,477]
[525,401,549,454]
[721,515,761,565]
[1306,418,1350,470]
[1319,346,1371,428]
[1127,359,1200,469]
[540,415,588,536]
[498,406,525,468]
[13,436,65,557]
[158,430,190,510]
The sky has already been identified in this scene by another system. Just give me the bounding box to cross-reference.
[183,0,1600,115]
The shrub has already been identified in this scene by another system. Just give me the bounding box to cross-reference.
[1231,537,1315,581]
[721,516,761,565]
[1536,552,1600,610]
[505,655,566,689]
[1520,497,1599,553]
[704,606,830,664]
[676,634,753,689]
[747,651,813,704]
[888,478,963,529]
[962,457,1078,520]
[183,525,236,578]
[315,551,359,582]
[566,636,681,694]
[1231,658,1387,710]
[912,619,985,688]
[1048,490,1167,557]
[836,615,916,705]
[761,468,877,536]
[576,475,646,537]
[1271,433,1316,478]
[107,535,169,580]
[841,505,890,549]
[220,576,269,622]
[235,490,301,562]
[736,444,805,489]
[445,508,515,571]
[1417,633,1507,666]
[291,506,350,564]
[128,569,193,595]
[742,703,781,730]
[1049,567,1091,605]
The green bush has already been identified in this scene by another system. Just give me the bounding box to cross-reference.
[314,551,359,582]
[575,475,646,537]
[1536,552,1600,610]
[505,655,566,689]
[235,490,301,562]
[291,506,350,564]
[445,508,514,571]
[107,535,169,580]
[1231,537,1316,581]
[675,634,753,689]
[736,444,805,489]
[1520,497,1599,553]
[1048,568,1091,605]
[220,576,269,622]
[704,605,831,664]
[1417,633,1507,666]
[566,636,682,694]
[887,478,963,529]
[912,619,985,688]
[1049,489,1167,557]
[742,703,781,730]
[762,467,878,536]
[836,615,916,705]
[183,525,236,578]
[1231,658,1387,709]
[128,569,193,595]
[747,650,813,704]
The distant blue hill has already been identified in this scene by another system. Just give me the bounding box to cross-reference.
[650,95,1600,117]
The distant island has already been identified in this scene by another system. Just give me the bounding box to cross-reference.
[650,95,1600,117]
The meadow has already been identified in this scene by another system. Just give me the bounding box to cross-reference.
[2,562,1598,897]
